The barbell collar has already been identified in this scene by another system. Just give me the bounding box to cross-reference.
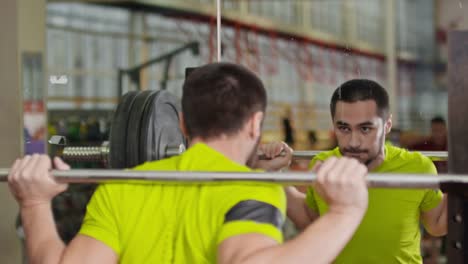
[165,144,187,157]
[60,143,186,163]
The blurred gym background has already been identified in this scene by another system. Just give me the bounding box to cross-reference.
[1,0,467,263]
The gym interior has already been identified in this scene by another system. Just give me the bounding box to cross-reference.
[1,0,468,263]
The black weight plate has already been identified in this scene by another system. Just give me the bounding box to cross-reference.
[126,90,157,168]
[139,90,186,163]
[108,91,139,169]
[138,91,161,163]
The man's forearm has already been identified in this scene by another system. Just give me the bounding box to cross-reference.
[285,187,317,229]
[434,195,448,236]
[21,203,65,264]
[422,194,448,237]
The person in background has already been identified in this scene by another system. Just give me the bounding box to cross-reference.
[307,130,318,149]
[282,107,295,147]
[409,116,447,173]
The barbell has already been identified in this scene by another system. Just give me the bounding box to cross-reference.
[0,168,465,189]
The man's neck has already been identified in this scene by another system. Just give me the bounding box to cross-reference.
[366,144,386,171]
[191,136,249,165]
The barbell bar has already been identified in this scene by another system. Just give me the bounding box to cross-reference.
[0,168,464,189]
[289,150,448,160]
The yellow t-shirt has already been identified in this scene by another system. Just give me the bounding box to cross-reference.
[306,144,443,264]
[79,143,286,263]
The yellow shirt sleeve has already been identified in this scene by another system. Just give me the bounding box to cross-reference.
[305,157,321,212]
[418,155,444,212]
[78,184,121,255]
[305,187,320,212]
[308,157,319,170]
[216,184,286,245]
[420,189,443,212]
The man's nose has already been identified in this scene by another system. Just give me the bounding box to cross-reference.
[349,132,361,148]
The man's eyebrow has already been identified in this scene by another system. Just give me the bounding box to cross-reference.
[335,121,375,126]
[336,121,349,126]
[358,122,374,126]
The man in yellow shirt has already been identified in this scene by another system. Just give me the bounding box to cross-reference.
[287,79,447,263]
[8,63,368,264]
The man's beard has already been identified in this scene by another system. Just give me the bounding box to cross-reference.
[341,148,372,165]
[341,130,386,165]
[246,137,261,168]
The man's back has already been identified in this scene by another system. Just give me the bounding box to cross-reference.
[79,143,286,263]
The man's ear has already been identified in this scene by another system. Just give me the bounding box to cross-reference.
[248,112,264,139]
[385,114,393,134]
[179,113,189,138]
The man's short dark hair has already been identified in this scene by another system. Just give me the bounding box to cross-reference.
[431,116,446,125]
[182,62,267,139]
[330,79,390,119]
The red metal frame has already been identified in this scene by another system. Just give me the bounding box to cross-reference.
[246,28,260,73]
[265,32,279,75]
[295,41,313,82]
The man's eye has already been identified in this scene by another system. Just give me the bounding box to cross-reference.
[339,126,350,132]
[361,127,372,133]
